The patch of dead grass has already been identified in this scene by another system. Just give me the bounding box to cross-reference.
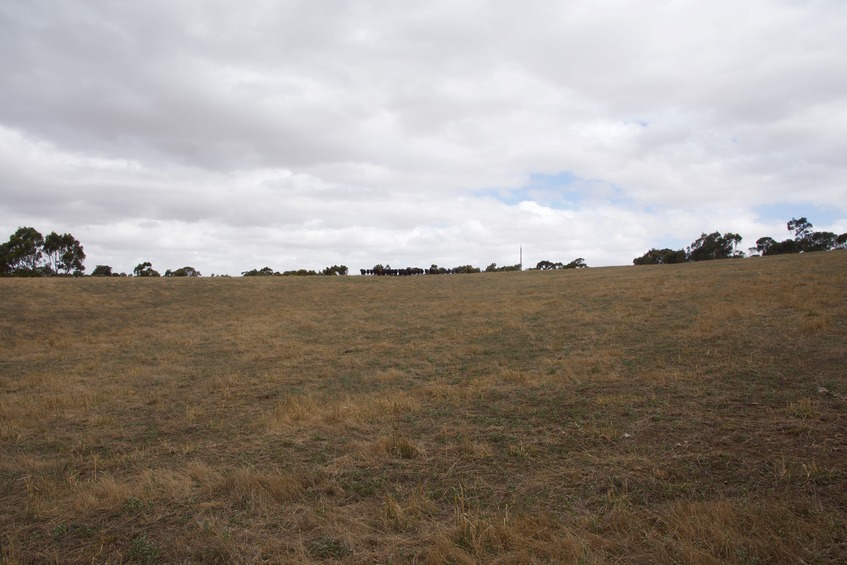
[1,252,845,563]
[267,390,420,430]
[644,497,841,564]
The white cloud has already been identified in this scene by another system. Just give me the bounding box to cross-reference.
[1,0,845,274]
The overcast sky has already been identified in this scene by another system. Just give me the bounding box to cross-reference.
[1,0,845,275]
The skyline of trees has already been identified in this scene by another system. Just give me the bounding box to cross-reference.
[535,258,588,270]
[633,218,846,265]
[2,218,845,277]
[0,227,85,276]
[752,217,845,256]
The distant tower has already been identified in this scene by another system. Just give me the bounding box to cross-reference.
[520,245,523,270]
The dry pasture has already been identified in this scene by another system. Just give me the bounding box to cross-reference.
[1,251,846,563]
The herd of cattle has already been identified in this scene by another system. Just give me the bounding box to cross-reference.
[360,266,477,276]
[361,267,435,276]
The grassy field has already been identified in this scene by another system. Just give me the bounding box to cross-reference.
[1,251,846,563]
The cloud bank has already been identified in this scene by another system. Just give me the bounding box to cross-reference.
[1,0,845,274]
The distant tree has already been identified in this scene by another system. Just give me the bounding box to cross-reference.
[787,217,837,251]
[804,231,838,252]
[486,263,521,272]
[535,260,562,270]
[688,232,724,261]
[134,261,161,277]
[321,265,348,276]
[42,232,62,274]
[451,265,481,274]
[564,258,588,269]
[750,237,775,256]
[837,233,847,249]
[165,266,201,277]
[788,217,814,242]
[666,249,688,263]
[534,258,587,269]
[282,269,319,276]
[724,233,744,257]
[6,227,44,274]
[0,242,9,276]
[91,265,113,277]
[753,218,840,256]
[633,250,658,265]
[2,227,45,275]
[242,267,277,276]
[768,238,800,255]
[687,232,742,261]
[43,232,86,275]
[633,248,686,265]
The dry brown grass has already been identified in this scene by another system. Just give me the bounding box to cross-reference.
[1,251,846,563]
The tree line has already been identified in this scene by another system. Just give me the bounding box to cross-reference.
[534,258,588,270]
[358,259,587,275]
[0,225,587,278]
[0,227,86,276]
[4,217,841,277]
[0,226,593,278]
[242,265,349,276]
[128,262,204,277]
[0,226,210,278]
[360,264,481,276]
[633,217,846,265]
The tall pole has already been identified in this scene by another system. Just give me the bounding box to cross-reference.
[520,245,522,270]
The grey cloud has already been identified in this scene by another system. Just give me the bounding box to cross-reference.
[1,0,845,274]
